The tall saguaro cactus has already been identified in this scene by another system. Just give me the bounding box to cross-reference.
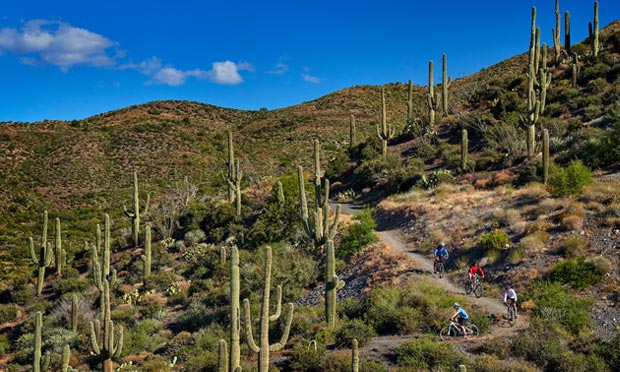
[552,0,561,63]
[141,225,152,281]
[441,53,451,116]
[352,339,359,372]
[89,280,123,372]
[226,159,243,216]
[376,87,394,158]
[543,129,550,184]
[92,214,115,321]
[218,339,229,372]
[225,130,235,202]
[461,129,468,172]
[349,114,357,149]
[406,79,414,122]
[229,245,241,372]
[426,60,440,126]
[564,11,571,53]
[325,239,344,327]
[71,293,79,332]
[29,211,53,297]
[33,312,50,372]
[242,247,294,372]
[592,1,599,57]
[298,166,341,247]
[62,344,79,372]
[54,217,67,277]
[124,171,150,248]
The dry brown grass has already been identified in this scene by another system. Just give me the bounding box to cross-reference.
[491,170,514,186]
[524,218,554,235]
[561,214,584,231]
[539,198,563,213]
[519,233,547,254]
[589,255,613,274]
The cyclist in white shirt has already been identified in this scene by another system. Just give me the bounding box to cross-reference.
[503,285,518,318]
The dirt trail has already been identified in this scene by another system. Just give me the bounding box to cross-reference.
[336,203,528,360]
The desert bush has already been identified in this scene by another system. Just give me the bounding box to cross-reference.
[287,339,325,372]
[338,208,377,259]
[123,318,168,355]
[183,228,206,247]
[334,318,376,347]
[0,304,18,324]
[396,335,467,370]
[325,151,350,180]
[0,334,10,357]
[338,298,364,320]
[550,256,605,289]
[599,332,620,371]
[560,236,588,257]
[561,214,584,231]
[480,229,510,251]
[548,160,593,196]
[472,354,540,372]
[269,243,318,302]
[354,153,401,187]
[520,281,592,334]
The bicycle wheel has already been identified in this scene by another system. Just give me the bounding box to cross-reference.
[437,263,444,278]
[507,306,515,326]
[439,326,455,340]
[473,283,483,298]
[466,324,479,338]
[465,281,473,294]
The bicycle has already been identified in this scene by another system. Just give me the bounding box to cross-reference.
[434,258,446,278]
[505,300,517,326]
[465,274,483,298]
[439,319,479,340]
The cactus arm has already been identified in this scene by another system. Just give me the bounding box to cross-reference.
[352,339,359,372]
[29,237,38,263]
[242,299,260,353]
[71,294,78,332]
[89,320,102,355]
[327,205,341,241]
[218,339,228,372]
[268,285,282,321]
[112,325,124,358]
[298,166,312,236]
[269,303,294,352]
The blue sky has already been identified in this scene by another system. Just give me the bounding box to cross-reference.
[1,0,618,122]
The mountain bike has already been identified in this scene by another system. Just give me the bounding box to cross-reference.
[434,258,446,278]
[439,319,479,340]
[465,274,483,298]
[506,300,516,326]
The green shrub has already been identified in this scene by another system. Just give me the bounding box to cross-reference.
[396,335,467,370]
[0,304,18,324]
[122,318,168,356]
[520,281,592,334]
[550,256,605,289]
[480,229,510,251]
[321,352,388,372]
[338,208,377,259]
[548,160,593,196]
[0,334,10,357]
[363,287,401,335]
[598,332,620,371]
[325,151,350,180]
[287,339,325,372]
[334,318,376,347]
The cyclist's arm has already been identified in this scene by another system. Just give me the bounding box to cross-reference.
[503,291,507,303]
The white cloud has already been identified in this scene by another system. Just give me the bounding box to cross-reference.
[204,60,244,85]
[267,62,288,75]
[0,19,116,71]
[142,60,251,87]
[152,67,187,86]
[119,56,162,74]
[302,73,320,84]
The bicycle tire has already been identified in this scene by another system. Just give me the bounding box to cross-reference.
[507,306,515,326]
[465,281,473,294]
[439,326,455,340]
[473,283,483,298]
[437,263,444,278]
[466,324,479,338]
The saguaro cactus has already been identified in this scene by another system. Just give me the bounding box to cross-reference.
[543,129,550,184]
[325,240,344,327]
[426,60,440,126]
[225,130,235,202]
[406,79,414,122]
[54,217,66,277]
[62,345,79,372]
[592,1,599,57]
[298,165,341,247]
[441,53,451,116]
[218,339,228,372]
[242,247,294,372]
[565,11,571,53]
[141,225,152,281]
[552,0,561,63]
[29,211,53,297]
[123,171,150,248]
[461,129,468,172]
[229,245,241,372]
[352,339,359,372]
[376,87,394,158]
[349,114,357,149]
[226,159,243,216]
[71,293,79,332]
[89,280,123,372]
[33,312,50,372]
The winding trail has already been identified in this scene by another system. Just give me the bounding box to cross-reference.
[335,202,529,362]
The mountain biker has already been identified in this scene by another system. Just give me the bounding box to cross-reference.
[468,262,485,283]
[451,303,469,335]
[503,284,518,318]
[433,241,449,273]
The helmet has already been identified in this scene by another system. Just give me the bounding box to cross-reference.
[453,302,460,308]
[504,285,511,290]
[440,241,445,247]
